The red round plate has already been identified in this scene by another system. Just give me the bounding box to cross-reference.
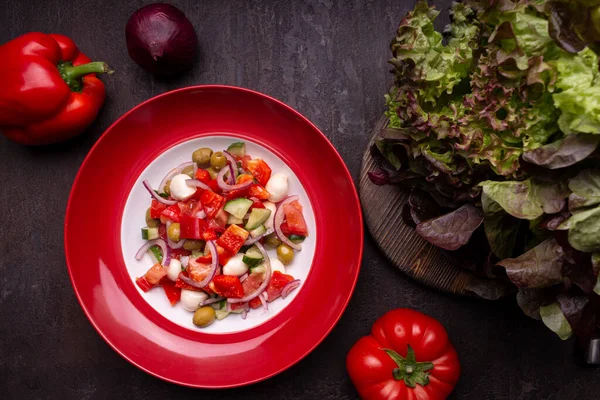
[64,85,363,388]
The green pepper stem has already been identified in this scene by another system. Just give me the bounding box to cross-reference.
[62,62,114,80]
[381,345,434,388]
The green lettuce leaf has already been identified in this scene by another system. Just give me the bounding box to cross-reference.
[522,134,600,168]
[540,302,573,340]
[567,206,600,252]
[482,193,520,259]
[568,169,600,210]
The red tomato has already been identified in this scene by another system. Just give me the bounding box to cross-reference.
[180,214,206,239]
[242,272,264,296]
[158,224,167,240]
[160,280,181,305]
[282,202,308,236]
[144,263,167,285]
[249,297,262,309]
[226,187,251,200]
[161,204,182,222]
[200,189,225,218]
[178,200,198,216]
[239,155,251,170]
[202,226,217,241]
[229,302,247,311]
[186,258,212,282]
[135,276,153,292]
[196,245,233,266]
[246,158,272,186]
[346,309,460,400]
[249,183,270,200]
[209,275,244,298]
[213,207,228,228]
[249,197,265,209]
[150,199,167,219]
[265,271,295,301]
[217,224,250,255]
[194,168,211,183]
[207,179,222,194]
[170,248,191,260]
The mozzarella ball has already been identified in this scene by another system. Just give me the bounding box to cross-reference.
[169,173,196,201]
[266,173,289,202]
[263,201,277,229]
[269,257,286,275]
[167,259,182,281]
[223,253,248,276]
[180,289,209,312]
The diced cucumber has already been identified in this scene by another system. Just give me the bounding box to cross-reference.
[242,245,264,267]
[149,245,163,262]
[227,214,244,225]
[288,234,306,244]
[224,198,253,220]
[215,308,230,320]
[250,263,267,275]
[191,250,204,259]
[227,142,246,157]
[141,226,159,240]
[245,208,271,230]
[250,224,266,238]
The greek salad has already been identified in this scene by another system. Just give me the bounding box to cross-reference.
[134,142,308,328]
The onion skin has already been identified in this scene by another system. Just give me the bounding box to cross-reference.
[126,3,197,76]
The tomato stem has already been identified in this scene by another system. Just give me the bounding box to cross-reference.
[381,345,434,388]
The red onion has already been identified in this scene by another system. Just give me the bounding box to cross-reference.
[241,308,248,320]
[223,151,239,180]
[200,296,225,307]
[274,196,302,250]
[194,240,219,288]
[259,292,268,310]
[228,243,271,304]
[185,178,211,191]
[281,279,301,299]
[126,3,197,76]
[244,227,274,245]
[143,180,177,205]
[217,167,253,191]
[239,273,249,283]
[179,274,204,288]
[180,256,189,268]
[136,239,170,266]
[158,162,194,193]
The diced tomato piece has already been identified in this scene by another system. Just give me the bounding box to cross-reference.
[249,183,270,200]
[282,203,308,236]
[144,263,167,285]
[202,226,217,241]
[214,207,228,229]
[242,272,264,294]
[249,197,265,209]
[226,187,251,200]
[217,225,250,255]
[239,155,251,170]
[135,276,154,292]
[200,189,225,218]
[158,223,167,240]
[265,271,295,301]
[161,204,182,222]
[170,248,191,260]
[207,179,222,194]
[186,258,213,283]
[195,245,232,266]
[150,199,168,219]
[230,302,247,311]
[178,200,198,216]
[195,168,211,183]
[175,275,202,292]
[180,214,206,239]
[161,280,181,305]
[209,275,244,298]
[249,296,262,309]
[246,159,272,186]
[289,200,303,212]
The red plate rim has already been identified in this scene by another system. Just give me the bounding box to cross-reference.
[64,85,363,388]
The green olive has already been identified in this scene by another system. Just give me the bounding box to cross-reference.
[264,233,282,248]
[210,151,227,171]
[192,147,213,166]
[181,165,195,178]
[167,223,181,242]
[277,244,295,265]
[145,208,160,228]
[183,239,205,251]
[193,306,216,327]
[206,167,219,180]
[163,180,171,195]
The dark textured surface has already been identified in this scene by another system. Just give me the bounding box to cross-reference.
[1,0,599,399]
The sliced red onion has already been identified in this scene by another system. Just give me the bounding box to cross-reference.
[180,256,189,268]
[228,243,271,304]
[200,296,225,306]
[227,163,236,184]
[179,274,205,288]
[158,162,194,193]
[166,221,184,249]
[244,227,274,245]
[259,292,268,310]
[193,163,198,177]
[239,273,249,283]
[217,167,253,191]
[274,195,302,250]
[143,180,177,205]
[226,303,231,312]
[185,179,211,191]
[135,239,170,266]
[281,279,301,299]
[194,240,219,288]
[223,151,239,179]
[241,308,248,320]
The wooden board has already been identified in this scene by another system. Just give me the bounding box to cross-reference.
[359,116,508,299]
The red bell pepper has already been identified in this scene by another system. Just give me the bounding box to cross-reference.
[237,174,271,200]
[264,271,295,301]
[346,309,460,400]
[135,276,154,292]
[160,280,181,306]
[249,197,265,209]
[170,248,191,260]
[200,189,225,219]
[161,204,182,222]
[0,33,113,145]
[245,158,272,186]
[217,224,249,255]
[180,214,206,239]
[194,168,211,183]
[196,245,232,266]
[209,275,244,298]
[150,199,168,219]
